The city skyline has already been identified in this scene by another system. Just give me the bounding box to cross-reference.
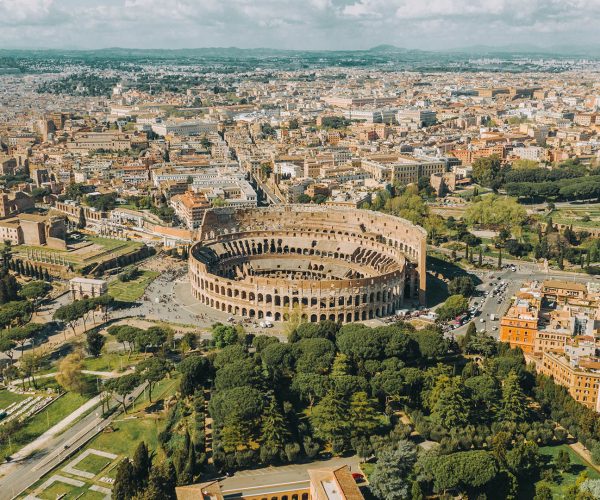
[1,0,599,52]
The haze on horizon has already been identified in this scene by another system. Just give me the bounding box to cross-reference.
[0,0,599,52]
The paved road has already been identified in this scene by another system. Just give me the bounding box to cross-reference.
[0,384,147,500]
[449,267,596,339]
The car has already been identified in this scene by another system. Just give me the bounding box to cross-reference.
[352,472,365,483]
[480,318,485,323]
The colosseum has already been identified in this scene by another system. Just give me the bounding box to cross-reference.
[189,205,427,323]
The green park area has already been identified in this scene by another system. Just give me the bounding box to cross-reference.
[0,389,26,409]
[0,391,92,461]
[537,445,600,498]
[108,270,159,302]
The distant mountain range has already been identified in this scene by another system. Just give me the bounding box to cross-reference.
[1,43,598,59]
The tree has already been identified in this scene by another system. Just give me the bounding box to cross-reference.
[505,441,541,480]
[54,301,85,338]
[177,354,210,396]
[259,394,290,457]
[411,327,449,359]
[86,330,105,357]
[106,373,140,414]
[369,440,417,500]
[136,357,169,402]
[214,358,260,391]
[211,322,239,348]
[1,240,12,273]
[500,371,529,422]
[436,295,469,321]
[180,332,197,353]
[349,391,380,438]
[534,483,553,500]
[19,281,51,312]
[77,206,87,229]
[417,449,498,493]
[141,460,177,500]
[132,441,151,489]
[460,322,477,350]
[293,337,336,374]
[309,390,351,450]
[113,459,136,500]
[471,155,504,190]
[448,276,475,297]
[110,325,141,355]
[430,377,471,429]
[557,448,571,473]
[56,352,87,394]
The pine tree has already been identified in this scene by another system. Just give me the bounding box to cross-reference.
[132,441,151,488]
[478,246,483,267]
[465,242,469,260]
[0,281,7,305]
[498,247,503,269]
[349,392,379,438]
[331,353,350,377]
[43,269,51,281]
[180,441,196,485]
[77,207,87,230]
[461,322,477,350]
[558,250,564,270]
[309,390,351,449]
[113,459,136,500]
[259,395,290,455]
[143,461,177,500]
[500,371,529,423]
[369,441,417,500]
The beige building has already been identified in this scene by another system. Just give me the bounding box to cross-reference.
[176,464,363,500]
[69,277,108,300]
[170,191,211,230]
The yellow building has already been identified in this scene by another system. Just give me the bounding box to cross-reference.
[540,350,600,410]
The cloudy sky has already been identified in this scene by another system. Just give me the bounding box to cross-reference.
[0,0,599,51]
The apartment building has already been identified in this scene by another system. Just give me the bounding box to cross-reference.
[499,291,541,355]
[170,191,211,230]
[540,349,600,410]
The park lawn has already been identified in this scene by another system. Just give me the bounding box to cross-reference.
[37,481,89,500]
[132,375,180,411]
[82,352,146,373]
[0,392,91,461]
[79,489,107,500]
[108,270,159,302]
[0,389,26,410]
[75,453,114,475]
[537,445,600,498]
[89,416,163,458]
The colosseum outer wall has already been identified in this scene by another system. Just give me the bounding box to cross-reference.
[189,205,427,323]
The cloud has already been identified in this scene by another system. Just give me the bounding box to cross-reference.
[0,0,597,50]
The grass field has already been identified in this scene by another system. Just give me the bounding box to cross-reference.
[75,453,114,475]
[537,445,600,498]
[38,481,88,500]
[0,389,26,410]
[0,392,91,461]
[90,417,162,458]
[551,203,600,229]
[108,270,159,302]
[81,352,146,373]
